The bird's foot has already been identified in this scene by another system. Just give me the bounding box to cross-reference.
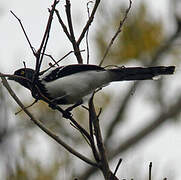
[48,101,72,118]
[63,109,72,118]
[48,102,57,110]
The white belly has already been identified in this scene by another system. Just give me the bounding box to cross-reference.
[42,71,110,104]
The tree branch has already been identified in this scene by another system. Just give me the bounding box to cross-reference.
[35,0,59,74]
[99,0,132,66]
[104,20,181,145]
[65,0,83,63]
[109,95,181,159]
[55,9,72,41]
[80,93,181,179]
[89,95,119,180]
[10,10,36,56]
[0,74,98,167]
[77,0,101,45]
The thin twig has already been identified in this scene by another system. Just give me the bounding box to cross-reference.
[86,1,93,64]
[65,0,83,63]
[42,50,85,73]
[43,53,60,67]
[89,111,94,141]
[42,50,74,73]
[99,0,132,66]
[55,9,72,41]
[97,108,102,119]
[70,122,91,146]
[23,61,26,68]
[36,0,59,74]
[34,85,93,144]
[65,0,75,42]
[89,95,111,177]
[10,10,36,56]
[0,74,97,167]
[105,17,181,144]
[15,99,38,115]
[81,105,89,111]
[89,95,119,179]
[77,0,101,45]
[88,98,98,161]
[113,158,122,176]
[0,73,94,148]
[78,11,181,180]
[149,162,152,180]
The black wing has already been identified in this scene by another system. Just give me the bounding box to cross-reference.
[43,64,105,82]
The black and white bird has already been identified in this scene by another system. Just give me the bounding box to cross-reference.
[9,64,175,110]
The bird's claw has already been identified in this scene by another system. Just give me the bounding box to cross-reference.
[48,103,57,110]
[63,109,72,118]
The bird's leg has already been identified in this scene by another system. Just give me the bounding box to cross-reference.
[48,101,57,110]
[65,100,83,113]
[48,96,82,117]
[48,95,68,109]
[48,100,72,118]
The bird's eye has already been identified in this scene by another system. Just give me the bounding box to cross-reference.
[20,70,25,75]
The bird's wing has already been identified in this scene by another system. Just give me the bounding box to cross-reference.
[42,64,105,82]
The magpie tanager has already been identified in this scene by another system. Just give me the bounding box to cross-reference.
[9,64,175,106]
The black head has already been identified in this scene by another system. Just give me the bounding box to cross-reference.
[9,68,35,90]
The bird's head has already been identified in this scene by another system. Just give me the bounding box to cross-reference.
[9,68,35,90]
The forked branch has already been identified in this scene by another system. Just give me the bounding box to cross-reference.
[0,74,97,167]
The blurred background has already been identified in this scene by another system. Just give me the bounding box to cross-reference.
[0,0,181,179]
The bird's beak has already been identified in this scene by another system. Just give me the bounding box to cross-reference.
[8,75,18,81]
[8,76,13,80]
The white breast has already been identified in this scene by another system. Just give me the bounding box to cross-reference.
[42,70,110,104]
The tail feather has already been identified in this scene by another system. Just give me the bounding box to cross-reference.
[108,66,175,81]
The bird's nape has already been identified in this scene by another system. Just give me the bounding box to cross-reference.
[8,68,35,90]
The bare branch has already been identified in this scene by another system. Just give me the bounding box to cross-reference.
[149,162,152,180]
[42,50,85,73]
[36,0,59,74]
[15,99,38,115]
[86,1,93,64]
[99,0,132,66]
[109,95,181,159]
[77,0,101,45]
[89,95,119,180]
[65,0,75,42]
[105,19,181,144]
[43,53,60,67]
[0,73,98,167]
[65,0,83,63]
[89,96,109,171]
[88,97,100,162]
[113,158,122,176]
[10,10,36,56]
[55,9,72,41]
[70,122,91,146]
[79,93,181,179]
[0,73,96,162]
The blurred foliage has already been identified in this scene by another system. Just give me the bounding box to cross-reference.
[6,149,60,180]
[95,3,164,65]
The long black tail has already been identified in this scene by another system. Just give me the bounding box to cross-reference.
[108,66,175,81]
